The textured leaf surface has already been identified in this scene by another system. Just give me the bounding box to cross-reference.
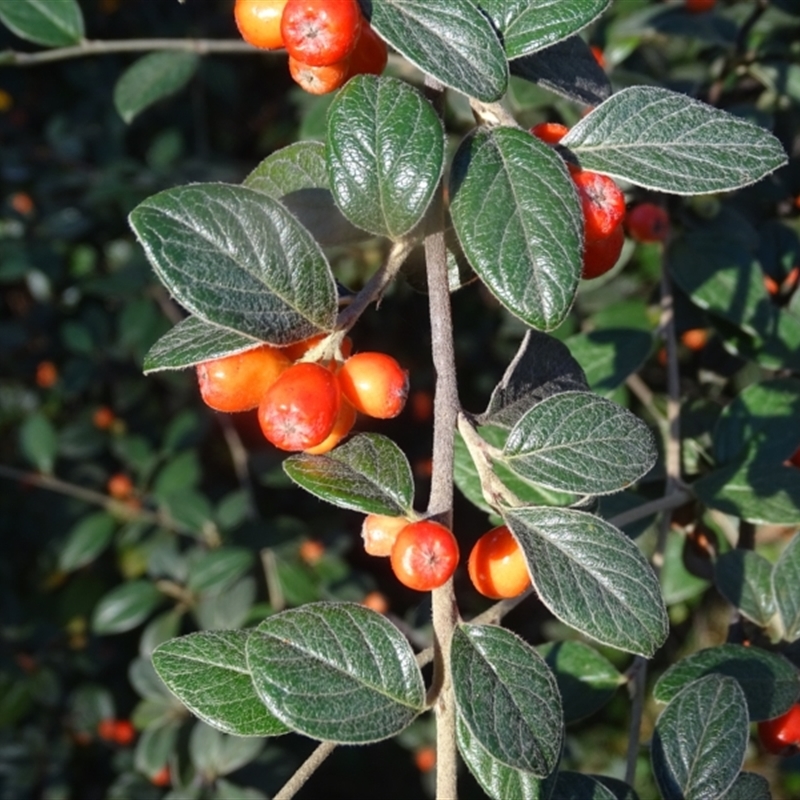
[503,391,656,494]
[452,624,562,775]
[450,127,582,331]
[654,644,800,722]
[505,507,668,656]
[113,52,198,124]
[152,631,287,736]
[561,86,787,194]
[326,76,444,239]
[187,548,254,594]
[720,772,771,800]
[283,433,414,515]
[246,603,425,743]
[651,674,748,800]
[714,550,776,628]
[774,534,800,642]
[566,328,653,394]
[0,0,83,46]
[370,0,507,101]
[129,184,337,343]
[59,512,116,572]
[92,581,163,635]
[550,772,625,800]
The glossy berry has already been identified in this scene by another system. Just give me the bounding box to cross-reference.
[346,22,388,79]
[258,361,340,451]
[361,513,410,557]
[572,170,626,241]
[530,122,569,146]
[197,344,290,413]
[289,55,350,95]
[362,591,389,614]
[414,746,436,773]
[758,704,800,756]
[281,0,362,67]
[680,328,708,351]
[582,222,625,279]
[468,525,531,600]
[234,0,288,50]
[390,520,459,592]
[304,398,356,454]
[685,0,715,12]
[107,473,134,500]
[626,202,670,243]
[338,352,409,419]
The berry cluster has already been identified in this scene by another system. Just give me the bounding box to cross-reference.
[234,0,387,94]
[196,336,408,455]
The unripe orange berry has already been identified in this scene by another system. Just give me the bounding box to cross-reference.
[338,352,409,419]
[10,191,34,216]
[530,122,568,146]
[107,473,134,501]
[626,203,670,243]
[362,591,389,614]
[289,56,351,95]
[299,539,325,564]
[582,222,625,279]
[258,361,340,451]
[234,0,288,50]
[414,745,436,773]
[93,406,115,430]
[361,513,410,557]
[390,520,459,592]
[303,398,356,454]
[680,328,708,351]
[468,525,531,600]
[35,360,57,388]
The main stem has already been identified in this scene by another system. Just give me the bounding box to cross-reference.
[424,76,461,800]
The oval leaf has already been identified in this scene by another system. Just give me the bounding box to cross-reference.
[450,127,582,331]
[654,644,800,722]
[19,412,57,474]
[113,51,199,124]
[189,721,264,776]
[187,548,254,594]
[651,674,748,800]
[370,0,508,102]
[774,533,800,642]
[714,550,776,628]
[505,507,668,656]
[59,512,116,572]
[326,75,444,239]
[153,631,287,737]
[0,0,84,47]
[721,772,771,800]
[452,624,562,776]
[561,86,787,194]
[92,580,163,635]
[550,772,625,800]
[503,391,657,495]
[283,433,414,515]
[129,183,337,343]
[245,602,425,743]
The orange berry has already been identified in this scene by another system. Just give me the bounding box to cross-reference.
[338,352,409,419]
[467,525,531,600]
[572,170,626,241]
[764,274,781,296]
[281,0,362,67]
[361,513,410,557]
[626,203,670,243]
[530,122,569,146]
[362,591,389,614]
[234,0,288,50]
[107,473,134,501]
[150,766,171,787]
[93,406,115,430]
[414,745,436,773]
[590,45,606,70]
[289,55,351,95]
[390,520,459,592]
[196,344,291,413]
[299,539,325,565]
[680,328,708,351]
[35,361,57,388]
[345,21,388,79]
[113,719,136,746]
[10,192,34,216]
[582,222,625,280]
[303,398,356,454]
[258,361,341,451]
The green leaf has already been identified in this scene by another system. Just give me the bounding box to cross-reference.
[452,624,562,776]
[143,316,264,374]
[774,533,800,642]
[19,412,57,474]
[152,631,288,737]
[720,772,771,800]
[566,329,653,394]
[153,450,201,499]
[481,0,611,59]
[134,720,180,779]
[113,52,199,124]
[326,76,444,239]
[59,512,116,572]
[187,548,254,594]
[370,0,508,102]
[245,602,425,743]
[550,772,628,800]
[714,550,776,628]
[92,580,164,635]
[244,141,365,246]
[561,86,788,194]
[194,577,256,631]
[283,433,414,515]
[505,507,668,656]
[538,640,624,724]
[450,127,583,331]
[651,674,748,800]
[0,0,83,47]
[189,722,264,777]
[456,713,552,800]
[129,183,337,343]
[654,644,800,722]
[503,391,656,495]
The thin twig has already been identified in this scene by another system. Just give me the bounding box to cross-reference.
[273,741,337,800]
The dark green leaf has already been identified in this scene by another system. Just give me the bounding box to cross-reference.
[152,631,288,737]
[245,602,425,743]
[566,329,653,394]
[189,722,264,777]
[503,391,656,495]
[538,640,624,724]
[452,624,562,776]
[113,52,198,124]
[129,184,337,343]
[561,86,787,194]
[19,412,57,474]
[450,127,582,331]
[187,548,254,594]
[59,512,116,572]
[654,644,800,722]
[774,534,800,642]
[0,0,83,47]
[92,580,164,635]
[720,772,771,800]
[326,75,444,239]
[283,433,414,515]
[651,674,748,800]
[714,550,776,628]
[505,507,668,656]
[550,772,620,800]
[153,450,201,499]
[370,0,508,102]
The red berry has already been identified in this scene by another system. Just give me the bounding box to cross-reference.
[758,704,800,756]
[468,525,531,600]
[390,520,459,592]
[572,170,626,241]
[582,222,625,280]
[414,745,436,773]
[150,766,171,787]
[112,719,136,746]
[338,352,409,419]
[530,122,569,146]
[590,45,606,70]
[93,406,115,430]
[626,202,670,243]
[258,362,340,451]
[107,473,134,500]
[346,21,388,79]
[35,360,57,388]
[97,718,117,742]
[281,0,362,67]
[685,0,715,12]
[234,0,288,50]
